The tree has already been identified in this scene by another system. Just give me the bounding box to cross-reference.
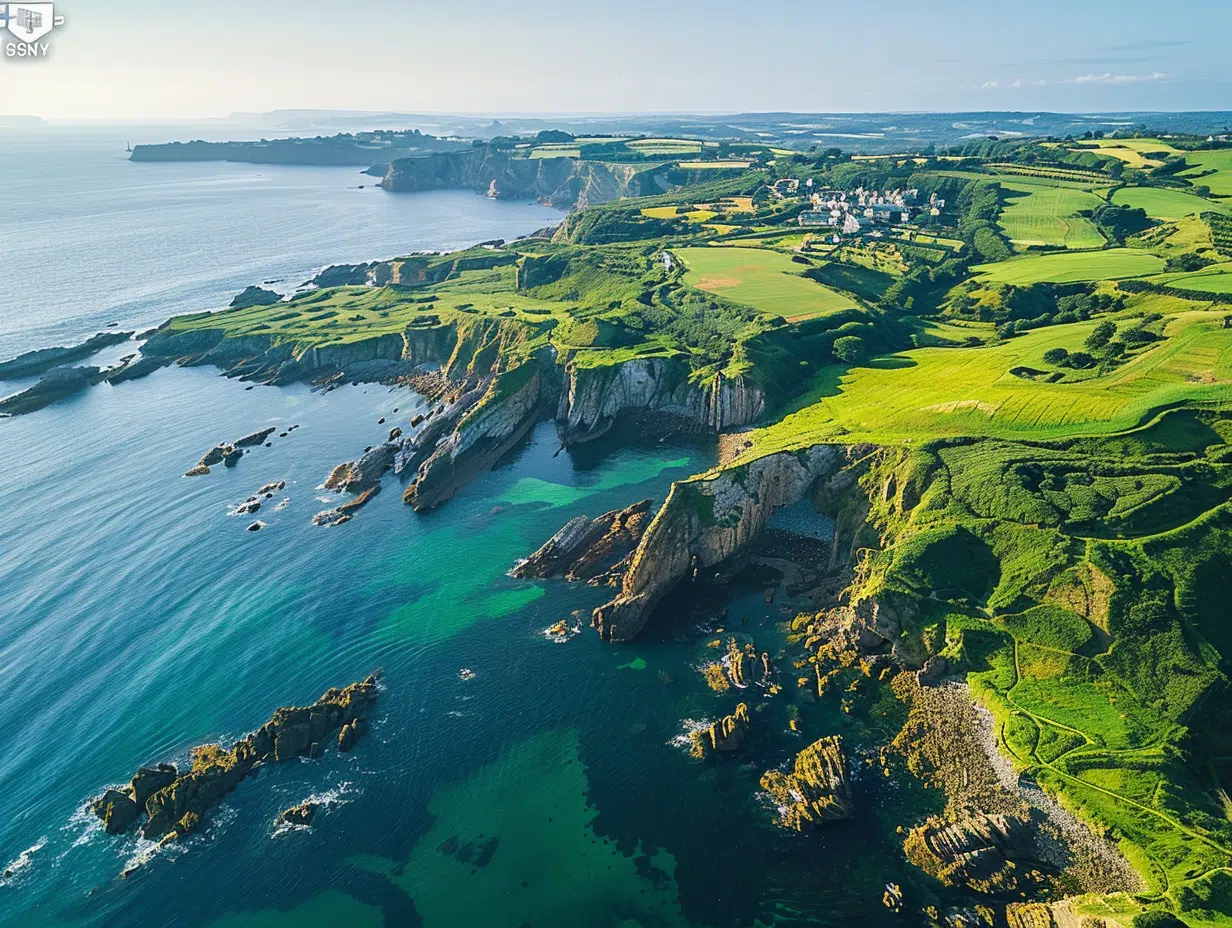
[1132,913,1185,928]
[832,336,866,364]
[1043,347,1069,365]
[1086,320,1117,351]
[1067,350,1095,368]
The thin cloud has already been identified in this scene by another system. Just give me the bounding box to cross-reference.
[1065,71,1173,84]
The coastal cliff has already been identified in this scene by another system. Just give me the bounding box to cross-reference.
[381,149,665,209]
[593,445,851,641]
[402,363,546,510]
[556,360,765,442]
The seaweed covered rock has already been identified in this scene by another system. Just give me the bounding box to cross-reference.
[92,675,379,845]
[689,703,750,759]
[277,801,318,827]
[512,499,653,583]
[903,812,1037,894]
[90,763,179,834]
[760,735,854,830]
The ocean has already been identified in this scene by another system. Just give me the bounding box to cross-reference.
[0,128,938,927]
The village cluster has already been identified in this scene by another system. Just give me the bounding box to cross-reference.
[771,178,946,241]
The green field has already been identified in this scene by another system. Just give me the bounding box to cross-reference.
[973,248,1165,285]
[1112,185,1232,221]
[1164,267,1232,294]
[998,181,1107,249]
[1180,149,1232,197]
[733,304,1232,456]
[677,246,858,321]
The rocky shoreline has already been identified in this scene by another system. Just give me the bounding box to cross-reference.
[91,675,379,870]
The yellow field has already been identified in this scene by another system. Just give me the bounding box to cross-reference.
[676,161,754,170]
[1068,138,1178,169]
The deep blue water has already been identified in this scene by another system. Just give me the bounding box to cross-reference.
[0,131,940,928]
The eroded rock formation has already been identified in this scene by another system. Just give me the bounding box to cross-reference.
[903,812,1037,894]
[760,735,854,830]
[594,445,851,640]
[92,675,378,845]
[512,499,653,584]
[689,703,750,759]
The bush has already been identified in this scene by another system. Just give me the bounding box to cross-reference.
[832,335,866,363]
[1133,913,1186,928]
[1043,347,1069,365]
[1086,320,1117,351]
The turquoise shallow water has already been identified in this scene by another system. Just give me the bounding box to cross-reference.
[0,133,962,927]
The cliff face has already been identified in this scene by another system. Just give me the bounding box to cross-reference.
[593,445,847,641]
[381,150,661,209]
[402,364,545,510]
[556,359,765,442]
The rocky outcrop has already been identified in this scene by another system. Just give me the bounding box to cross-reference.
[381,149,664,210]
[593,445,848,641]
[689,703,750,759]
[512,499,653,583]
[402,365,544,511]
[903,812,1037,893]
[0,331,132,379]
[324,443,398,493]
[0,365,102,416]
[229,286,280,309]
[93,676,379,845]
[313,486,379,527]
[760,735,854,830]
[91,764,177,835]
[277,801,318,827]
[556,360,764,442]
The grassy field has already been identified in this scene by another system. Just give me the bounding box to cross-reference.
[625,138,702,155]
[998,181,1107,249]
[973,248,1165,285]
[732,303,1232,457]
[1162,266,1232,294]
[1112,186,1232,221]
[677,246,857,321]
[1180,149,1232,197]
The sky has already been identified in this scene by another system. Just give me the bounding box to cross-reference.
[0,0,1228,121]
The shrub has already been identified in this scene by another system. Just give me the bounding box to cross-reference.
[1043,347,1069,365]
[832,335,866,363]
[1085,321,1117,351]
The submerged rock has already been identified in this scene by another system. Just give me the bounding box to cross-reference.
[760,735,854,830]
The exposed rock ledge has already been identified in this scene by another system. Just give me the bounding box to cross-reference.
[512,499,653,584]
[760,735,854,829]
[93,675,378,849]
[593,444,859,641]
[0,330,133,379]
